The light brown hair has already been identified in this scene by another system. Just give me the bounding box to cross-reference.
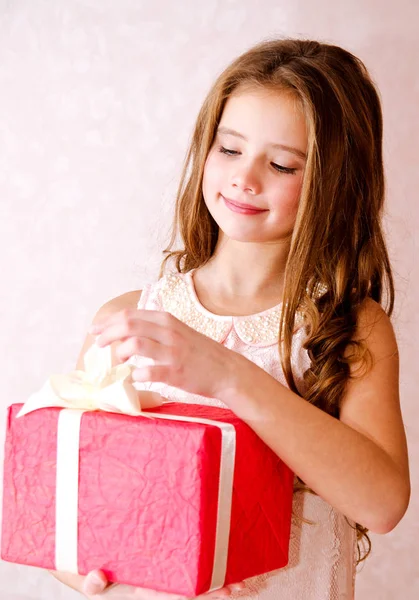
[159,38,395,563]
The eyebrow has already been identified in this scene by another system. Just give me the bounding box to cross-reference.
[217,126,307,160]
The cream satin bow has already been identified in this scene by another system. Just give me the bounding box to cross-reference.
[17,342,163,418]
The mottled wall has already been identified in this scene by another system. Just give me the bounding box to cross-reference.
[0,1,417,598]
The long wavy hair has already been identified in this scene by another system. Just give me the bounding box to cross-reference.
[158,38,394,564]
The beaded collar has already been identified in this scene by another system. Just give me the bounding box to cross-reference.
[157,269,305,347]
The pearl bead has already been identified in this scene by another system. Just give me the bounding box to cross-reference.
[155,271,326,346]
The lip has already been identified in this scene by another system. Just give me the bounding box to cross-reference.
[222,195,267,213]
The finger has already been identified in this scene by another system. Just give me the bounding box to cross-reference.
[94,322,153,348]
[89,308,139,333]
[115,337,172,364]
[227,582,246,592]
[96,320,172,350]
[204,582,246,598]
[132,364,171,385]
[82,569,109,596]
[90,309,175,334]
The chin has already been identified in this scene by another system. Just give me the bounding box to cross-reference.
[213,223,278,244]
[226,229,271,243]
[207,212,283,244]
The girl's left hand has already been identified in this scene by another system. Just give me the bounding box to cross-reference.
[89,309,243,401]
[83,568,247,599]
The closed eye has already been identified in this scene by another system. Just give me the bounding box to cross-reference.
[271,163,297,175]
[219,146,239,156]
[218,146,297,175]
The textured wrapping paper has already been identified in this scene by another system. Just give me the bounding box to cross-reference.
[1,345,294,596]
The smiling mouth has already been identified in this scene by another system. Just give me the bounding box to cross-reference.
[221,195,268,212]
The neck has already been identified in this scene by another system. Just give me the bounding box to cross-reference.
[193,236,290,305]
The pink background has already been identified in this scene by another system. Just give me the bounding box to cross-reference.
[0,1,417,598]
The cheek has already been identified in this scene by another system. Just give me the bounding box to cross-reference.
[203,151,224,197]
[272,176,303,214]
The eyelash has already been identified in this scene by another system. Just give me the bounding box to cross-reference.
[217,146,297,175]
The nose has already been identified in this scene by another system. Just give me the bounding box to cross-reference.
[230,159,262,195]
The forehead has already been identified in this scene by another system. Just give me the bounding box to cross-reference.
[219,87,308,150]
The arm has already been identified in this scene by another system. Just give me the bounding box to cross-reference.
[220,298,410,534]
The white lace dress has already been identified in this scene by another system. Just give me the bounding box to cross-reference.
[127,269,358,600]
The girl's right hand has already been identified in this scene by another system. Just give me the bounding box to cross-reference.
[82,569,246,600]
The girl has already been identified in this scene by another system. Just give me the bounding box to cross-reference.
[50,38,410,599]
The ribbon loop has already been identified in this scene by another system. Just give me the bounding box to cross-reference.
[17,342,161,418]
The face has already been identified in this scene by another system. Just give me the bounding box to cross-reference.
[202,87,308,244]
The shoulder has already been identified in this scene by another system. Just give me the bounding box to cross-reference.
[93,290,143,321]
[356,296,391,325]
[351,297,398,362]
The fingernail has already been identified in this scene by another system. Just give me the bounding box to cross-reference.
[83,572,105,594]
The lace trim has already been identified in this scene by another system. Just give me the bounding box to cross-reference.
[160,272,233,343]
[158,271,310,347]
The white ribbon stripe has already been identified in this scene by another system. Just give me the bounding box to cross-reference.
[54,409,236,593]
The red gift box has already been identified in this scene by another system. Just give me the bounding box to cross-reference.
[2,402,293,596]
